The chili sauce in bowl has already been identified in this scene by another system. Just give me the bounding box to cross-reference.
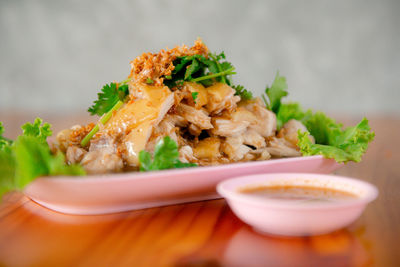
[239,185,359,203]
[217,173,378,236]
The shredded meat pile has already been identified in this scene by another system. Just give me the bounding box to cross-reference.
[56,40,314,174]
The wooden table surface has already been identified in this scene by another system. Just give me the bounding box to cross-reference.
[0,114,399,267]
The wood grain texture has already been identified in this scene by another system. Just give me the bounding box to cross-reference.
[0,114,399,267]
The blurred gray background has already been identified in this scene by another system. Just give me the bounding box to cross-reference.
[0,0,399,116]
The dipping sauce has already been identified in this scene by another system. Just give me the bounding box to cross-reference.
[239,185,359,203]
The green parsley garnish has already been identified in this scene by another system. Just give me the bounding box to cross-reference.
[191,92,199,103]
[81,100,125,147]
[262,72,288,113]
[139,136,196,171]
[88,82,129,116]
[163,52,236,88]
[82,82,130,147]
[232,85,253,100]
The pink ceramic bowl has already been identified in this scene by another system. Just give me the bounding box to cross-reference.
[217,173,378,236]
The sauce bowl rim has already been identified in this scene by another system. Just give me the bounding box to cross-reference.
[217,173,379,211]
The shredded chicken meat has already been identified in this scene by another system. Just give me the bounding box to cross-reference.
[57,40,315,174]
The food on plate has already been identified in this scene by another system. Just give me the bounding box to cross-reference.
[0,39,374,197]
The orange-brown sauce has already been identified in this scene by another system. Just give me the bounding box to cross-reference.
[239,185,358,203]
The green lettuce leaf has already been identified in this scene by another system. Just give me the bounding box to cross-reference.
[0,122,13,151]
[298,117,375,163]
[21,118,52,143]
[261,72,375,163]
[0,118,85,199]
[13,135,85,189]
[139,136,196,171]
[276,102,312,130]
[0,150,15,196]
[302,112,343,145]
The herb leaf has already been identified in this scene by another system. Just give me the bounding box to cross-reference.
[83,82,130,146]
[232,85,253,100]
[184,58,201,80]
[164,52,236,88]
[88,83,129,116]
[264,72,288,113]
[191,92,199,103]
[209,52,232,84]
[139,136,196,171]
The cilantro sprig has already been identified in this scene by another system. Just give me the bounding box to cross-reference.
[0,118,85,199]
[232,85,253,100]
[262,72,288,113]
[163,51,253,100]
[139,136,196,171]
[191,92,199,103]
[209,52,230,84]
[163,52,236,88]
[82,81,130,147]
[88,83,129,116]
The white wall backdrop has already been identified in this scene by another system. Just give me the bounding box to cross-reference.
[0,0,399,115]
